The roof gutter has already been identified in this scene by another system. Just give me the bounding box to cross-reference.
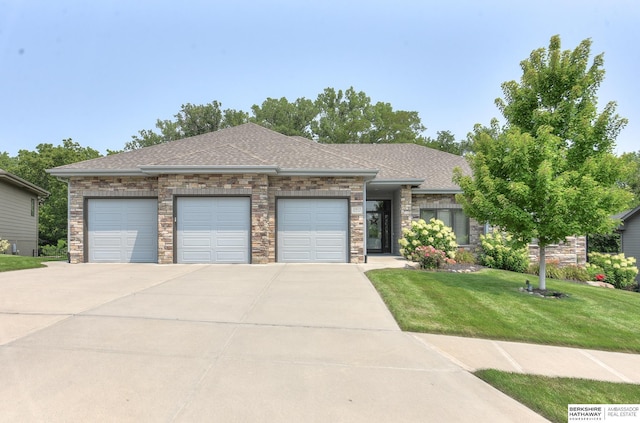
[278,168,379,180]
[368,178,424,187]
[47,168,145,177]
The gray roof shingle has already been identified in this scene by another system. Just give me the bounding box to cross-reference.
[49,123,470,190]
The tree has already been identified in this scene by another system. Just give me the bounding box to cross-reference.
[123,87,431,149]
[311,87,426,144]
[8,140,101,245]
[251,97,317,137]
[125,101,248,150]
[422,130,474,156]
[619,151,640,205]
[454,36,633,290]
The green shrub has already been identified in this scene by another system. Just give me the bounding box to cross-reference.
[455,248,476,264]
[0,237,9,253]
[399,219,457,262]
[414,245,455,270]
[527,262,592,282]
[479,230,529,273]
[587,252,638,289]
[41,239,67,257]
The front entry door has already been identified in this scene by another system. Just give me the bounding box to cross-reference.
[366,200,391,254]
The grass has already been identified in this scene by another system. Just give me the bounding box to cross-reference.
[366,268,640,353]
[0,255,63,272]
[475,369,640,423]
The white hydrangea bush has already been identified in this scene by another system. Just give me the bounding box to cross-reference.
[398,218,458,262]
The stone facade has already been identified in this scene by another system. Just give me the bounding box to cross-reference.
[67,175,586,267]
[67,174,365,264]
[528,236,587,267]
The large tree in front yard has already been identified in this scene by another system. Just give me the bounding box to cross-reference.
[454,35,633,290]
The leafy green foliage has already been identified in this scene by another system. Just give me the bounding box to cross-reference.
[41,239,67,257]
[398,218,458,262]
[479,230,529,273]
[124,87,437,150]
[413,245,455,270]
[587,252,638,288]
[2,139,101,245]
[454,36,634,290]
[125,101,249,150]
[619,150,640,205]
[454,248,476,264]
[587,232,621,253]
[527,262,591,282]
[422,130,474,156]
[251,97,317,137]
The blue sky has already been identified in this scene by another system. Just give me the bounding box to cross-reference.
[1,0,638,156]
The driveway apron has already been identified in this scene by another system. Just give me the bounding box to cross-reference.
[0,263,546,422]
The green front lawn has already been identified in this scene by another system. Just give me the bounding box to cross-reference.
[367,268,640,353]
[475,369,640,423]
[0,255,61,272]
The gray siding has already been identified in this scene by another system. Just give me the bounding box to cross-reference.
[621,212,640,282]
[0,180,39,256]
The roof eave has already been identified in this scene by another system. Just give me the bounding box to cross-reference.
[412,188,463,194]
[368,178,424,187]
[138,165,280,175]
[47,168,144,177]
[0,171,50,197]
[278,168,379,179]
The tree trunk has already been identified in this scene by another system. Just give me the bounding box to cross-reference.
[538,246,547,291]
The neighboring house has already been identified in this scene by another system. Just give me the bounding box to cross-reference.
[47,123,584,265]
[0,169,49,256]
[613,205,640,281]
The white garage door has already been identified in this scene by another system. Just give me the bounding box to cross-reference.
[88,198,158,263]
[277,198,348,263]
[177,197,250,264]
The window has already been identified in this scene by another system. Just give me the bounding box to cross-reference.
[31,198,35,217]
[420,208,470,245]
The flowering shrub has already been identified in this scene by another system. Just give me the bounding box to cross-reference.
[398,218,458,262]
[0,237,9,253]
[479,230,529,273]
[413,245,456,270]
[587,252,638,289]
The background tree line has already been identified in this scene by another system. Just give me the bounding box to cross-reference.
[0,84,638,252]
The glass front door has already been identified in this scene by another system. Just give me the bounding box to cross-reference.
[366,200,391,253]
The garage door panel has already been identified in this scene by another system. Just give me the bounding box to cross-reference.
[88,199,158,263]
[177,197,250,264]
[277,199,348,263]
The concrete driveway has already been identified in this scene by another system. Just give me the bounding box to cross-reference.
[0,262,546,422]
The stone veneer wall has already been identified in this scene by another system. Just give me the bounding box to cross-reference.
[411,193,484,249]
[69,174,364,264]
[157,174,269,264]
[268,176,365,263]
[528,236,587,267]
[68,176,159,263]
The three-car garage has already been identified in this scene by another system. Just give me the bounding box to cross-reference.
[85,197,350,264]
